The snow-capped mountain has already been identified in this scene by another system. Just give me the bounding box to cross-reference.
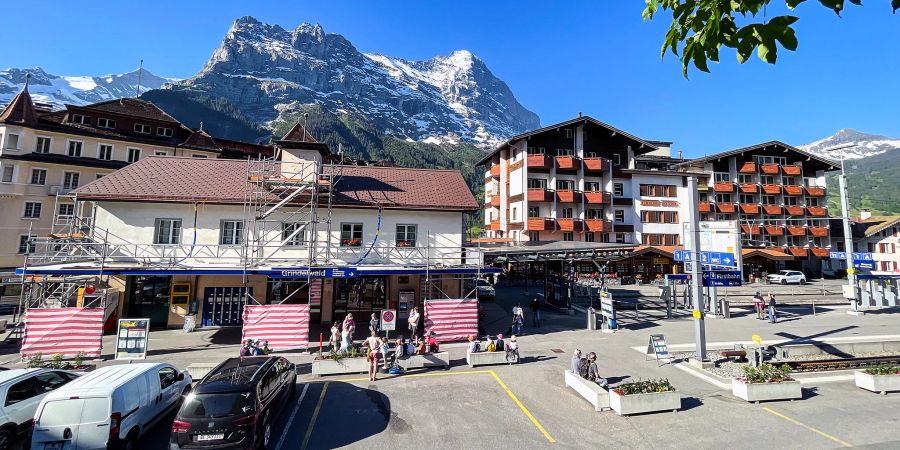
[0,67,170,110]
[169,16,539,146]
[800,128,900,160]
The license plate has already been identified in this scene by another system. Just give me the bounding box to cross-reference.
[196,434,225,442]
[44,443,63,450]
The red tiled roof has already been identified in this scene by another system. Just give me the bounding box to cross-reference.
[280,123,317,142]
[859,216,900,237]
[74,157,478,211]
[179,129,221,152]
[0,88,37,125]
[74,98,181,124]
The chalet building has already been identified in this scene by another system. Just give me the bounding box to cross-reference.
[828,211,900,275]
[0,83,270,270]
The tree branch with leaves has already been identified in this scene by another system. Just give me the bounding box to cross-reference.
[644,0,899,77]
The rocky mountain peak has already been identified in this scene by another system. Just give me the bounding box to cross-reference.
[801,129,900,160]
[0,66,170,109]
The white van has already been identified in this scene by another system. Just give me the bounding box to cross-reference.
[31,363,191,450]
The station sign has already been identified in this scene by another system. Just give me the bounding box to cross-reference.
[701,270,742,287]
[829,252,874,261]
[675,250,737,268]
[271,267,358,279]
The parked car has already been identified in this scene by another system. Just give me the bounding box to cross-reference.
[767,270,807,285]
[31,363,191,450]
[0,369,79,447]
[170,357,297,450]
[475,279,495,301]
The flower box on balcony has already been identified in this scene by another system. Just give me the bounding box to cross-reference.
[783,185,804,196]
[805,186,826,197]
[526,188,549,202]
[583,157,607,172]
[785,205,805,216]
[584,219,610,232]
[489,221,500,231]
[782,165,802,176]
[527,218,552,230]
[788,247,808,257]
[764,225,784,236]
[787,226,806,236]
[739,162,757,173]
[699,202,712,213]
[809,227,829,237]
[807,206,827,217]
[716,203,736,213]
[811,248,830,257]
[526,154,552,169]
[762,205,782,214]
[555,155,577,170]
[490,196,500,207]
[741,225,762,235]
[761,163,780,174]
[762,184,781,194]
[489,165,500,177]
[557,218,582,231]
[396,240,415,248]
[341,239,363,247]
[740,183,758,193]
[584,191,609,204]
[739,204,760,214]
[714,182,734,192]
[556,190,580,203]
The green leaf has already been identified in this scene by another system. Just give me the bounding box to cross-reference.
[768,15,800,28]
[736,39,755,64]
[893,0,900,13]
[786,0,807,8]
[757,36,778,64]
[776,27,799,51]
[818,0,844,15]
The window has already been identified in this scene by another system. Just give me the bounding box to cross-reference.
[784,196,799,206]
[30,168,46,185]
[762,195,777,205]
[98,144,113,160]
[4,378,38,406]
[563,232,574,242]
[127,148,141,163]
[96,173,106,180]
[396,224,417,247]
[807,197,820,207]
[220,220,243,245]
[154,219,182,245]
[739,194,755,204]
[192,154,208,158]
[585,182,601,192]
[527,178,547,189]
[528,231,539,241]
[611,153,621,166]
[67,140,83,157]
[340,223,363,247]
[642,234,680,246]
[528,206,540,218]
[527,146,546,155]
[34,371,72,393]
[158,367,178,389]
[97,117,116,129]
[560,208,573,219]
[157,127,174,137]
[738,174,753,184]
[613,183,624,196]
[615,233,626,243]
[17,236,34,254]
[714,172,731,183]
[587,209,603,219]
[5,133,20,150]
[31,136,50,154]
[58,203,74,217]
[715,193,732,203]
[1,165,13,183]
[511,207,518,221]
[155,151,169,156]
[556,148,574,156]
[585,232,595,242]
[753,155,787,166]
[565,129,573,139]
[63,172,80,191]
[760,175,776,185]
[282,223,307,246]
[614,210,625,223]
[24,202,42,219]
[641,211,678,223]
[639,184,677,197]
[556,180,574,191]
[71,114,90,125]
[134,123,151,134]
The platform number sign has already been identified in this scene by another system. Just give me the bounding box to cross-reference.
[381,309,397,331]
[646,334,671,366]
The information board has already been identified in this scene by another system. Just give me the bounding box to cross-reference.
[599,291,615,319]
[646,334,671,366]
[115,318,150,360]
[701,270,743,287]
[381,309,397,331]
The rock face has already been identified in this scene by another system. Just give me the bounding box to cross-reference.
[801,128,900,160]
[0,67,169,109]
[169,16,539,146]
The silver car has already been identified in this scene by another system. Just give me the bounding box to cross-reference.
[767,270,807,285]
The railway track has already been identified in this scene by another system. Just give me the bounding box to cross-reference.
[781,355,900,373]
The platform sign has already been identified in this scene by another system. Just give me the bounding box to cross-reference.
[115,318,150,360]
[380,309,397,331]
[830,252,874,261]
[682,220,742,272]
[646,334,671,366]
[854,260,875,270]
[702,270,742,287]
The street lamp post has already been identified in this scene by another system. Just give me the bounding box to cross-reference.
[822,143,859,312]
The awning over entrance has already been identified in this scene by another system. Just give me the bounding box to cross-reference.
[478,241,637,263]
[742,249,795,261]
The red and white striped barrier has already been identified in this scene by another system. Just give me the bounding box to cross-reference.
[424,298,478,343]
[242,304,310,351]
[21,308,105,358]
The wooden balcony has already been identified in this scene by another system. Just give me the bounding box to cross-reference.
[527,188,550,202]
[739,203,760,214]
[764,225,784,236]
[761,163,780,174]
[583,157,607,172]
[555,155,577,170]
[739,162,757,173]
[584,219,611,232]
[782,164,802,176]
[787,226,807,236]
[699,202,712,213]
[527,154,552,169]
[762,204,782,214]
[490,195,500,207]
[783,185,804,196]
[716,203,736,213]
[785,205,805,216]
[739,183,758,193]
[556,190,581,203]
[807,206,828,217]
[805,186,826,197]
[809,226,829,237]
[762,184,781,194]
[811,247,830,257]
[788,247,809,257]
[489,220,500,231]
[527,218,553,231]
[584,191,611,204]
[556,218,583,231]
[713,182,735,193]
[490,165,500,177]
[741,224,762,235]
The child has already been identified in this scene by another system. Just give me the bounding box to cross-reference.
[330,321,341,353]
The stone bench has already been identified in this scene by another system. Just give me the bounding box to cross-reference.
[186,363,219,381]
[398,352,450,370]
[467,350,518,367]
[564,370,610,412]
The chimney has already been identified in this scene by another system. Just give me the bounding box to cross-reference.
[578,112,582,118]
[859,209,872,221]
[678,150,683,160]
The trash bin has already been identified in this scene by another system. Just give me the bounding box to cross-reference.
[587,307,597,330]
[720,299,730,318]
[183,314,197,333]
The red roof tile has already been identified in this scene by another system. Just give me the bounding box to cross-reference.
[179,129,221,152]
[74,98,181,124]
[74,157,478,211]
[280,123,317,142]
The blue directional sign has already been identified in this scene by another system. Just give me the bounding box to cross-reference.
[853,260,875,270]
[701,270,743,287]
[674,250,689,262]
[829,251,846,260]
[830,251,874,261]
[271,267,358,279]
[675,250,736,268]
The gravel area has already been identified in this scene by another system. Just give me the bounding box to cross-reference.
[673,350,900,379]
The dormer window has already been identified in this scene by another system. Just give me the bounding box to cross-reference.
[157,127,173,137]
[71,114,90,125]
[97,118,116,129]
[134,124,151,134]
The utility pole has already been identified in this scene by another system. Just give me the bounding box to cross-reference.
[686,176,707,362]
[824,144,859,312]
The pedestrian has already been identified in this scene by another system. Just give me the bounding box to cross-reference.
[380,337,390,371]
[512,303,524,323]
[239,339,255,357]
[506,335,519,362]
[426,331,439,353]
[529,297,542,327]
[586,352,608,387]
[753,292,765,320]
[768,293,778,324]
[341,313,356,353]
[571,348,582,374]
[364,331,381,382]
[408,307,420,338]
[369,312,380,334]
[512,312,524,336]
[329,321,341,353]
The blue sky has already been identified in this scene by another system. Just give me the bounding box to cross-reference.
[3,1,898,156]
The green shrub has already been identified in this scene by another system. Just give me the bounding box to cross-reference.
[612,379,676,395]
[740,363,794,383]
[864,364,899,376]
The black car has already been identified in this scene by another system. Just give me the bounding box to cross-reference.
[170,356,297,450]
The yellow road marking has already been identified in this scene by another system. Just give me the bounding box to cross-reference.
[762,406,852,448]
[489,370,556,444]
[300,382,329,450]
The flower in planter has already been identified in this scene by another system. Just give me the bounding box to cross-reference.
[615,378,676,395]
[864,363,900,376]
[739,363,794,383]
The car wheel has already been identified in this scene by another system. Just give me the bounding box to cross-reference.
[799,279,806,285]
[780,279,787,285]
[0,427,13,450]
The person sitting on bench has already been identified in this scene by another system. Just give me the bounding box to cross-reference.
[586,352,608,387]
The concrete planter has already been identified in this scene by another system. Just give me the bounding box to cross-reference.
[731,379,802,403]
[855,370,900,395]
[399,352,450,370]
[608,390,681,416]
[312,357,370,376]
[467,351,518,367]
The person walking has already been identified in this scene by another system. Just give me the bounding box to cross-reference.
[341,313,356,352]
[364,331,382,382]
[512,303,525,335]
[753,292,765,320]
[369,312,380,334]
[529,298,542,328]
[767,293,778,324]
[408,307,420,338]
